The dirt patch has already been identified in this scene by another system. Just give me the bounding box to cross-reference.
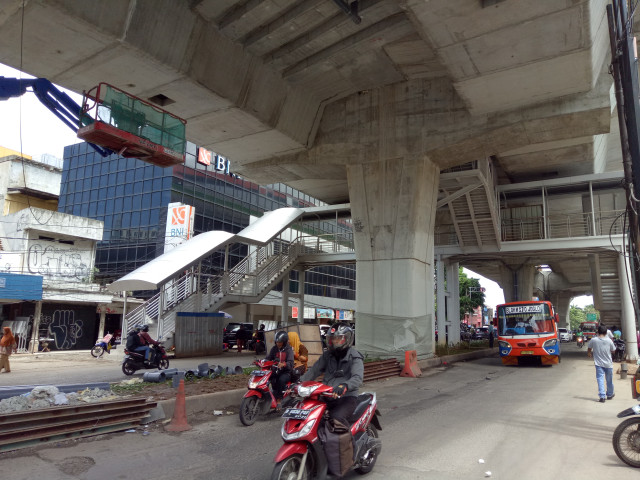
[55,456,96,475]
[111,374,249,401]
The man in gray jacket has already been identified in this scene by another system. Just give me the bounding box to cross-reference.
[301,322,364,424]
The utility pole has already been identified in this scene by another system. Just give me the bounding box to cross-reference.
[607,0,640,310]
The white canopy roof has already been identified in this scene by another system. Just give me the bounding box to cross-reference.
[107,204,350,292]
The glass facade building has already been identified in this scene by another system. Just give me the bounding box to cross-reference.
[59,142,355,301]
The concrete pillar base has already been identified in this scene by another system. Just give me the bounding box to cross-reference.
[356,312,433,359]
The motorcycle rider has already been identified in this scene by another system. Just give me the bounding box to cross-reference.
[256,324,266,342]
[138,324,159,363]
[301,322,364,424]
[265,330,294,411]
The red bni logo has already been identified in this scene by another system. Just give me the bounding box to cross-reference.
[171,206,188,225]
[198,148,212,166]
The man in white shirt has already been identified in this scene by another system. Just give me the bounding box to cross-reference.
[587,324,616,403]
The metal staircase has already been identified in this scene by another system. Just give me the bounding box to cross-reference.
[124,232,354,338]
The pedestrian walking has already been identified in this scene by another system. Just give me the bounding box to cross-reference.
[587,324,616,403]
[0,326,18,373]
[236,324,247,353]
[488,323,495,348]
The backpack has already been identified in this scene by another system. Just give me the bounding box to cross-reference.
[126,330,141,350]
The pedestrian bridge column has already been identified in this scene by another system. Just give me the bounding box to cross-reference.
[549,293,571,330]
[499,263,537,303]
[348,156,439,358]
[447,261,461,344]
[618,253,639,360]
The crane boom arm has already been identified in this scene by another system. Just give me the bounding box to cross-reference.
[0,76,111,157]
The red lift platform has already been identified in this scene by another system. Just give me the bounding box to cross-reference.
[77,83,186,167]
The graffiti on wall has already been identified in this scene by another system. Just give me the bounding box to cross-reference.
[37,310,85,350]
[27,243,89,280]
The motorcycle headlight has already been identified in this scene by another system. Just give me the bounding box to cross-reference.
[248,375,269,389]
[296,384,320,398]
[282,419,316,441]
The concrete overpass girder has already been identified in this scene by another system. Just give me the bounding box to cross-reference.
[406,0,609,115]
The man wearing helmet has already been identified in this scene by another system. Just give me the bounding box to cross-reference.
[265,330,294,411]
[301,322,364,424]
[138,324,159,363]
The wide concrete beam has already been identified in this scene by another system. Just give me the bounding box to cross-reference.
[407,0,609,115]
[0,0,316,165]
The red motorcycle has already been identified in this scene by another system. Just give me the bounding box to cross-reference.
[239,359,292,426]
[271,381,382,479]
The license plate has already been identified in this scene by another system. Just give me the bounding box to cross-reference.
[282,408,311,420]
[521,350,534,355]
[250,370,266,376]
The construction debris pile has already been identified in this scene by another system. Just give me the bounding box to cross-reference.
[0,386,118,414]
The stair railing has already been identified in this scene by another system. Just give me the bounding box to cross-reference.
[126,231,354,332]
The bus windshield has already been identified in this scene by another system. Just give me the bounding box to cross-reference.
[581,322,597,333]
[497,303,554,336]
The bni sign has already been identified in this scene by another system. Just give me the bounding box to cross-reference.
[164,202,195,253]
[197,147,231,174]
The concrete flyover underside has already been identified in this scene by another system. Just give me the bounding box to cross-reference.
[0,0,627,356]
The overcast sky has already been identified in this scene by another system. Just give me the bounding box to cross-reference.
[0,62,81,160]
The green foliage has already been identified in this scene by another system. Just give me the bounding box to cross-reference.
[435,339,490,356]
[459,267,485,318]
[569,304,599,331]
[110,381,153,395]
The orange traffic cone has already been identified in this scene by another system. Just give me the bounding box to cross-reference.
[400,350,422,378]
[165,379,192,432]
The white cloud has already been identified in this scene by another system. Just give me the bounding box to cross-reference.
[463,268,505,308]
[0,63,82,160]
[570,295,593,308]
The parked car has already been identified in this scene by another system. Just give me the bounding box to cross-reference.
[223,322,254,348]
[472,327,489,340]
[558,327,572,342]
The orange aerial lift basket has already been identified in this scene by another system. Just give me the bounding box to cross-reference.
[77,83,186,167]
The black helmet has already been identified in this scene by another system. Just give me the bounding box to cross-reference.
[274,331,289,347]
[259,324,265,330]
[326,322,354,355]
[141,325,149,332]
[134,326,142,333]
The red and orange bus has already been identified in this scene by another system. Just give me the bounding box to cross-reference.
[496,300,560,366]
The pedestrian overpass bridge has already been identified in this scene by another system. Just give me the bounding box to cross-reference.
[3,1,638,358]
[109,164,630,358]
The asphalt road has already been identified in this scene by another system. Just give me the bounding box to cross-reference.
[2,343,639,480]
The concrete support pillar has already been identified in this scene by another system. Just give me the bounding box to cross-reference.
[348,156,439,358]
[499,263,536,303]
[29,300,43,353]
[447,262,461,344]
[618,253,639,360]
[97,304,107,339]
[436,256,446,346]
[282,275,290,326]
[298,269,305,326]
[549,293,571,330]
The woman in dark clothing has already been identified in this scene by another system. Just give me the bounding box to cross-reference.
[265,330,294,411]
[236,324,248,353]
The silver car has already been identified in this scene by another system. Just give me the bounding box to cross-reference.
[558,327,572,342]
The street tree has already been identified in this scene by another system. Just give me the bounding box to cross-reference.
[459,268,485,319]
